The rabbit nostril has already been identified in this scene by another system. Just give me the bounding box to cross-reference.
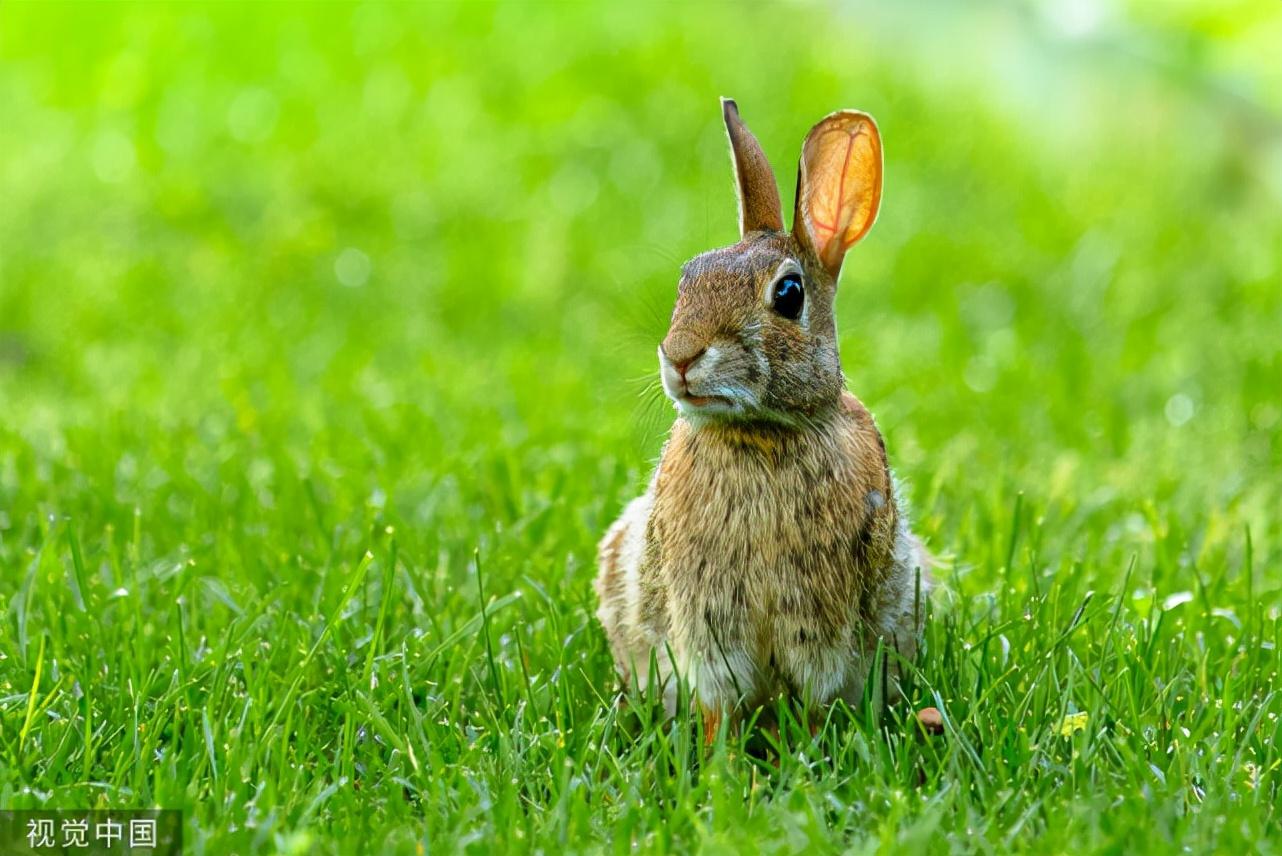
[670,347,706,379]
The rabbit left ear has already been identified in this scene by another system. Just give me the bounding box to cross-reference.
[793,111,883,278]
[722,98,783,236]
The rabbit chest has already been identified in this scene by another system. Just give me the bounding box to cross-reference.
[647,402,899,701]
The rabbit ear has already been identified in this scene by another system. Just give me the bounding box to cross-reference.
[793,111,883,278]
[722,98,783,235]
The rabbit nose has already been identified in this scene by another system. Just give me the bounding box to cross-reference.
[665,345,707,379]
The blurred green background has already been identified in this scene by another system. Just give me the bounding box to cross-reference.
[1,1,1280,853]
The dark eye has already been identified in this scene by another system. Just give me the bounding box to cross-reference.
[771,274,804,320]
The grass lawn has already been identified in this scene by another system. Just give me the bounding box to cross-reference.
[1,3,1280,853]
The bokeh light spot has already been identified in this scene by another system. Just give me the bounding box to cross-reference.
[228,88,280,143]
[335,248,372,288]
[91,130,137,183]
[1165,393,1195,427]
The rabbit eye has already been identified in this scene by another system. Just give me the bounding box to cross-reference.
[771,274,804,320]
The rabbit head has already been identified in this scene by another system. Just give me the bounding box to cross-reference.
[659,99,883,424]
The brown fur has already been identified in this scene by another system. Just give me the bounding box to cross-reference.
[657,396,898,691]
[723,98,783,234]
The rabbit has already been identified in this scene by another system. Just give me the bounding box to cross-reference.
[595,98,930,740]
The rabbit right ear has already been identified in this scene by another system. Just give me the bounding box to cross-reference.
[722,98,784,236]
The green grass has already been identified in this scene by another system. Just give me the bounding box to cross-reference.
[2,2,1281,853]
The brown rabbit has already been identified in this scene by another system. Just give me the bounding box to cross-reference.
[595,99,930,739]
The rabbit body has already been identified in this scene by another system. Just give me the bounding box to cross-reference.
[597,391,926,716]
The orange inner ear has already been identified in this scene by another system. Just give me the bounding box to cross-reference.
[801,114,882,272]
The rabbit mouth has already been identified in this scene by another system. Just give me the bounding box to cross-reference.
[683,394,732,408]
[675,391,739,415]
